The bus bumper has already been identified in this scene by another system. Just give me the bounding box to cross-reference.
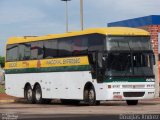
[105,88,155,100]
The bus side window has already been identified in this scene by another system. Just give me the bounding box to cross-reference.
[72,36,88,55]
[31,41,44,60]
[6,44,18,62]
[18,43,31,60]
[58,38,72,57]
[44,40,58,58]
[88,34,104,52]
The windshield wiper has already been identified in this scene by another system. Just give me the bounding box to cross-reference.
[122,54,132,77]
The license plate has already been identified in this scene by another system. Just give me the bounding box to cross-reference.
[113,95,122,100]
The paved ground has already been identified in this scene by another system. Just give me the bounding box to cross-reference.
[0,99,160,120]
[0,94,16,100]
[0,94,17,103]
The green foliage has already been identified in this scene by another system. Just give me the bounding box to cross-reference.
[0,56,5,68]
[0,85,5,93]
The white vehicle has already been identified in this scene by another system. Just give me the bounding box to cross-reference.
[5,27,155,105]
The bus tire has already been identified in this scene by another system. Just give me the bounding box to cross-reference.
[25,85,35,104]
[84,86,96,106]
[126,100,138,105]
[34,84,44,104]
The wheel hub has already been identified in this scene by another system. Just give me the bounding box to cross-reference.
[27,89,32,100]
[89,89,94,100]
[35,89,41,101]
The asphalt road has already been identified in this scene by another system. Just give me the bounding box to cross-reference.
[0,100,160,120]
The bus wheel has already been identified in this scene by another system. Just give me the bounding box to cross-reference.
[126,100,138,105]
[84,86,96,106]
[34,84,43,104]
[25,85,35,104]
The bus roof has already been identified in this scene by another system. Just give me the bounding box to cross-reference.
[7,27,150,45]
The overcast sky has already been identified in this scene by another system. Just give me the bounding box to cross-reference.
[0,0,160,56]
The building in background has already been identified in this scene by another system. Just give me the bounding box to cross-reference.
[108,15,160,97]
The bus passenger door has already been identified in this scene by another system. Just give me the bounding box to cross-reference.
[95,52,105,83]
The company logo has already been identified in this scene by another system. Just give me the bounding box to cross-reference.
[9,63,17,68]
[146,78,155,82]
[46,58,81,65]
[22,62,29,67]
[37,60,41,68]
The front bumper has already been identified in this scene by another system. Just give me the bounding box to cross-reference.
[106,88,155,100]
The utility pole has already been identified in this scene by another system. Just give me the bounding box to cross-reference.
[61,0,71,32]
[80,0,83,30]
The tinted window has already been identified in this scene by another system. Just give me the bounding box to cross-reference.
[107,37,130,51]
[129,37,151,50]
[58,38,72,57]
[44,40,58,58]
[72,36,88,55]
[18,43,31,60]
[31,42,43,60]
[107,36,151,51]
[88,34,104,51]
[6,44,18,62]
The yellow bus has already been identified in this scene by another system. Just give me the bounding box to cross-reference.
[5,27,155,105]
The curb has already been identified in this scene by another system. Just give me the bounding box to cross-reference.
[0,99,15,103]
[0,98,27,103]
[0,98,159,104]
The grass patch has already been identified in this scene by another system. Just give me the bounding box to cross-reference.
[0,84,5,93]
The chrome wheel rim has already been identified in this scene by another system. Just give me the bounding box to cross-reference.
[35,89,41,101]
[89,89,94,101]
[27,89,32,100]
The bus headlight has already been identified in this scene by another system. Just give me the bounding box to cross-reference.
[112,85,121,88]
[107,85,121,89]
[108,85,112,88]
[146,84,155,88]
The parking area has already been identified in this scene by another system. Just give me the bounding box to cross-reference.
[0,99,160,120]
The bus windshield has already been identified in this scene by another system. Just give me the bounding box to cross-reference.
[105,52,154,77]
[103,36,154,77]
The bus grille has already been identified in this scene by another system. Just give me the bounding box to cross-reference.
[123,92,145,97]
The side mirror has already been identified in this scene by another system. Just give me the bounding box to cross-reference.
[95,52,106,83]
[97,53,103,68]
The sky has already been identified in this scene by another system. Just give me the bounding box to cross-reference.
[0,0,160,56]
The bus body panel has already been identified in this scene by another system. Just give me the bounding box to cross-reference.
[5,71,93,99]
[5,72,155,101]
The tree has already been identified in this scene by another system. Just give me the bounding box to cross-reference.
[0,56,5,68]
